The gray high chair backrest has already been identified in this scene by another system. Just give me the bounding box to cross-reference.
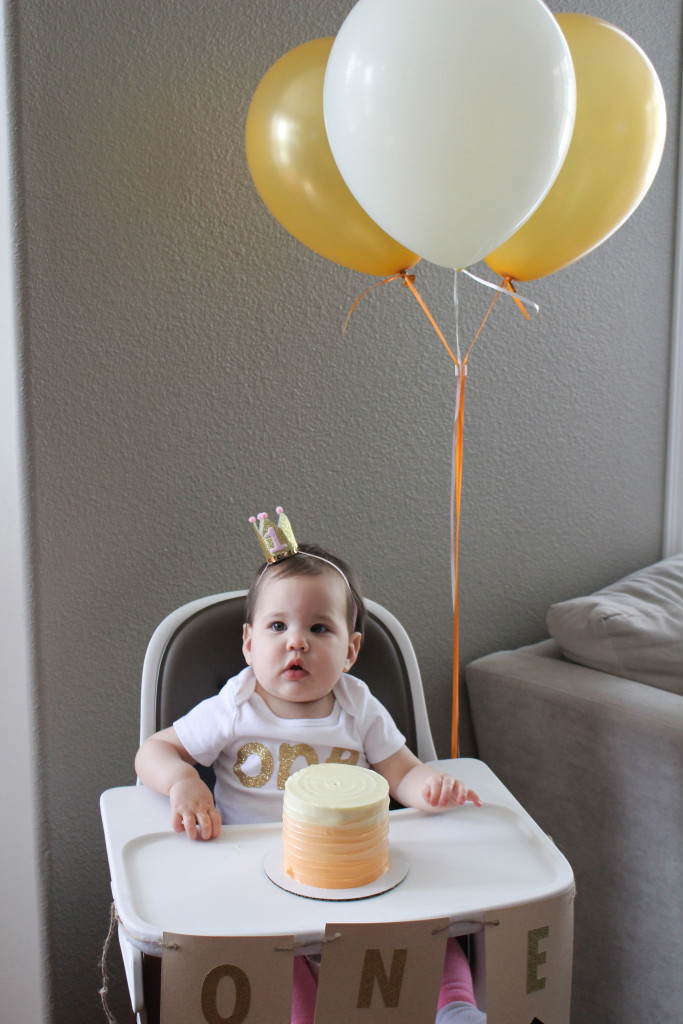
[139,591,437,763]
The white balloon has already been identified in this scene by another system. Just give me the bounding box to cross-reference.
[323,0,576,269]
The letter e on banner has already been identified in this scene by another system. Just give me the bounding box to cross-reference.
[527,926,549,994]
[160,932,294,1024]
[314,919,449,1024]
[484,893,574,1024]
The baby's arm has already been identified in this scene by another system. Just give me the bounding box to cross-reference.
[372,746,482,813]
[135,726,222,840]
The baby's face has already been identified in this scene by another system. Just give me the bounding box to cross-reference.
[242,571,361,718]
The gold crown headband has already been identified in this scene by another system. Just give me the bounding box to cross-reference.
[249,507,298,563]
[248,507,356,611]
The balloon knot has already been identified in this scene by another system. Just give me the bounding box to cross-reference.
[501,276,531,320]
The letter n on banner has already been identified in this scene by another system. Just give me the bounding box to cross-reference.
[160,932,294,1024]
[484,893,574,1024]
[314,919,449,1024]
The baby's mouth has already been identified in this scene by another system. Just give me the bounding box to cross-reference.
[284,659,308,680]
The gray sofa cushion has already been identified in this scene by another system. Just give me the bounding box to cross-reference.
[546,553,683,696]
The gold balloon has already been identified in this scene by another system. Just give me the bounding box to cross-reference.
[485,14,666,282]
[245,38,419,276]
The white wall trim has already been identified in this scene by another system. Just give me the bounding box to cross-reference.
[663,70,683,557]
[0,2,47,1018]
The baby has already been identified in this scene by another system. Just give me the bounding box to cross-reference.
[136,526,486,1024]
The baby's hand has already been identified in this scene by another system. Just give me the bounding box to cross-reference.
[423,773,482,809]
[169,776,222,840]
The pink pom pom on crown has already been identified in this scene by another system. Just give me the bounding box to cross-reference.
[248,517,256,524]
[276,506,283,514]
[258,512,268,521]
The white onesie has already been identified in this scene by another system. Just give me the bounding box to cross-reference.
[174,666,405,824]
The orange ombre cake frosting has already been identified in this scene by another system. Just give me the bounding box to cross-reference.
[282,763,390,889]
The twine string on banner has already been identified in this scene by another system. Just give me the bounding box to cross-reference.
[99,902,121,1024]
[99,903,183,1024]
[274,932,342,953]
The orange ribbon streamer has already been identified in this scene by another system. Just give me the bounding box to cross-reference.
[344,271,460,365]
[449,290,499,757]
[343,272,407,333]
[451,367,466,757]
[345,274,500,758]
[400,274,460,366]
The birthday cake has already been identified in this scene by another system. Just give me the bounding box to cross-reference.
[282,763,390,889]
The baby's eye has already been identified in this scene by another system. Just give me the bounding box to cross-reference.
[311,623,329,634]
[270,621,287,632]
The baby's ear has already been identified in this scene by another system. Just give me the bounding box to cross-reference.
[242,623,253,664]
[344,631,362,671]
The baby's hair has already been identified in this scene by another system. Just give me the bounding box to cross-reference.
[244,543,367,639]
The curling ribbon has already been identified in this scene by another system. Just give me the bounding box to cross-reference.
[345,269,530,757]
[344,271,460,365]
[343,272,406,332]
[461,268,539,321]
[448,278,503,755]
[450,364,466,757]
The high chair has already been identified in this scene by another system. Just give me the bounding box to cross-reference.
[101,591,574,1024]
[109,590,438,1021]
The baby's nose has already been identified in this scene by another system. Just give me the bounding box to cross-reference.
[287,631,309,650]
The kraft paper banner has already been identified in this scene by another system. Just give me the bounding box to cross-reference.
[484,893,574,1024]
[160,932,294,1024]
[314,918,450,1024]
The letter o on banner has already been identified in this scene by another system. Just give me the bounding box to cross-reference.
[160,933,294,1024]
[201,964,251,1024]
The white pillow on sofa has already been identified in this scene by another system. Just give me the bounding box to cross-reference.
[546,554,683,696]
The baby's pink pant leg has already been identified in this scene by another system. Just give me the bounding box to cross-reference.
[438,938,476,1010]
[291,955,317,1024]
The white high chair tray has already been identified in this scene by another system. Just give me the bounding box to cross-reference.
[101,758,573,954]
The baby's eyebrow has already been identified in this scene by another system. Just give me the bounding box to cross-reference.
[261,608,339,624]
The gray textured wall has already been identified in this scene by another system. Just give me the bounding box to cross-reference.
[8,0,680,1020]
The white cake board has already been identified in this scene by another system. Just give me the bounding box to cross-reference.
[264,849,409,901]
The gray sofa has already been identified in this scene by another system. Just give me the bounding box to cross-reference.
[465,554,683,1024]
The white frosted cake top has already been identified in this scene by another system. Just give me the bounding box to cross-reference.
[283,763,389,826]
